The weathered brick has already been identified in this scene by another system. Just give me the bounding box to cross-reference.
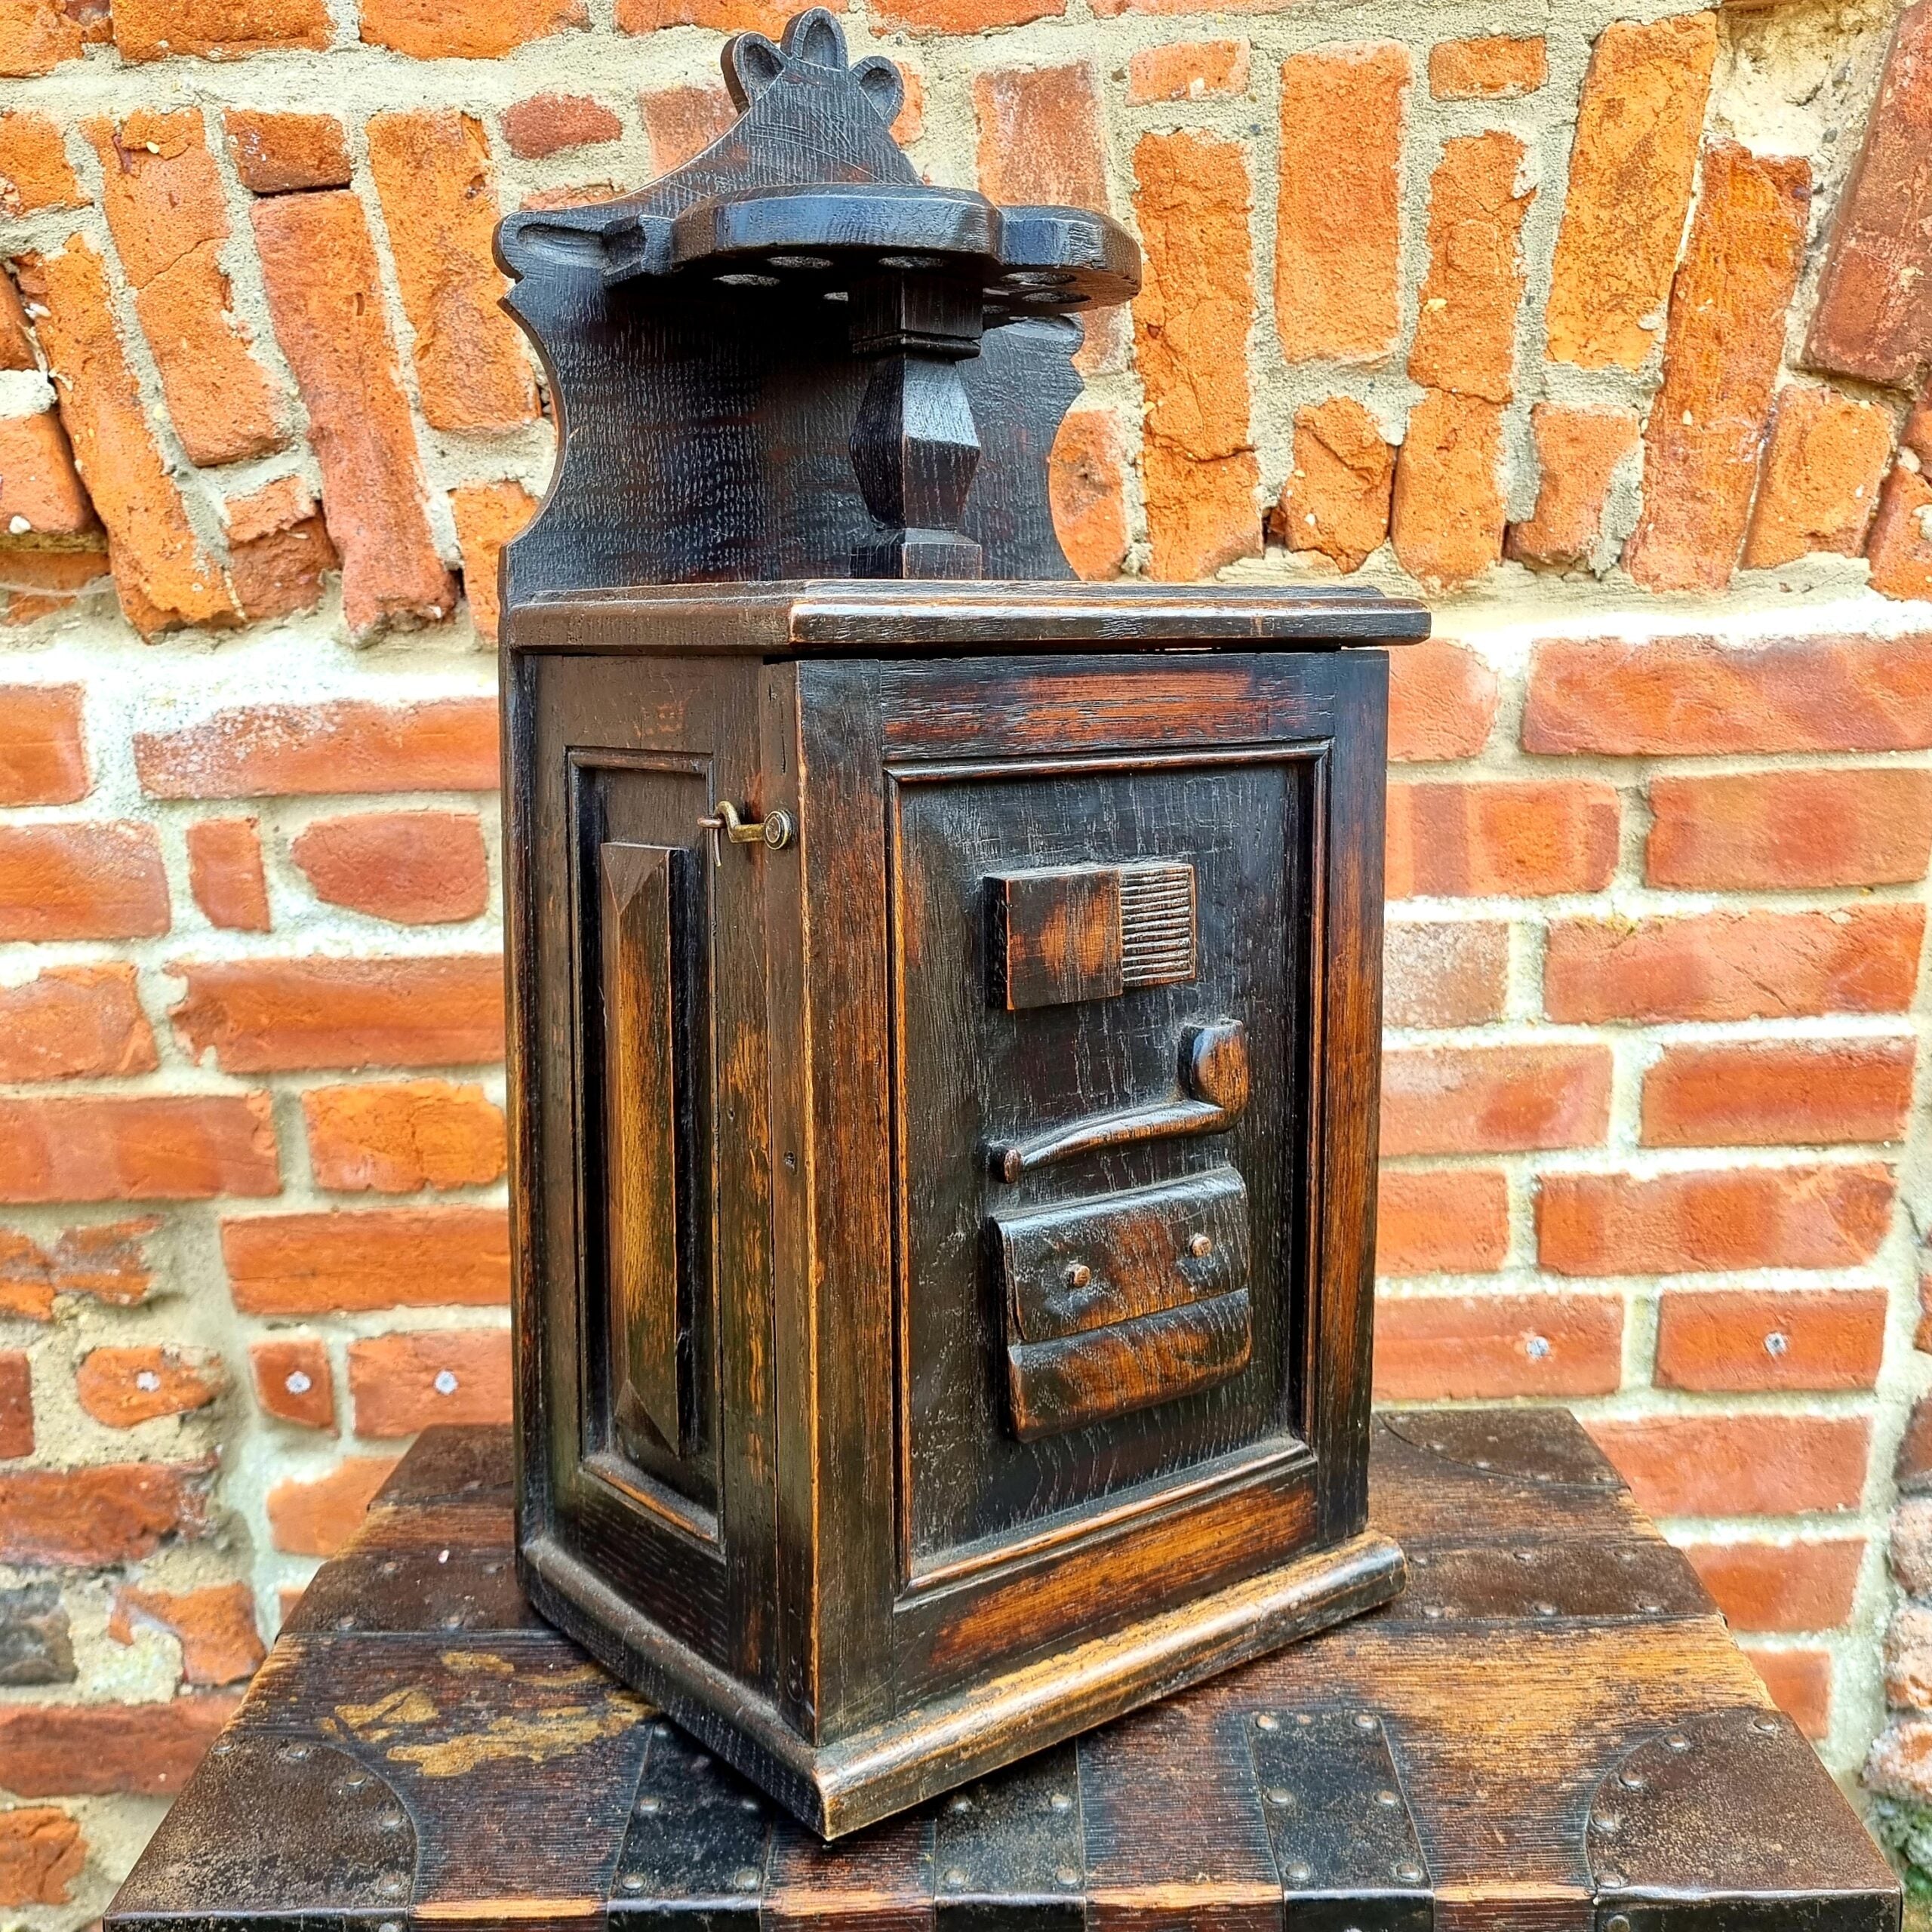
[1890,1497,1932,1593]
[0,964,157,1082]
[0,820,168,940]
[1383,918,1508,1029]
[76,1343,223,1426]
[224,478,337,624]
[1900,1395,1932,1492]
[186,817,270,932]
[0,411,97,536]
[1382,1044,1611,1156]
[266,1455,398,1557]
[1867,460,1932,602]
[0,1094,278,1204]
[1538,1163,1894,1275]
[1589,1414,1869,1518]
[111,0,328,57]
[1128,38,1248,103]
[0,684,85,804]
[617,0,835,31]
[976,65,1120,374]
[0,1580,73,1684]
[0,1461,212,1565]
[1681,1538,1863,1632]
[1747,1647,1831,1740]
[224,1207,511,1314]
[223,110,351,192]
[291,810,489,926]
[1504,404,1639,572]
[1525,632,1932,755]
[172,955,505,1072]
[1624,142,1812,592]
[136,697,499,798]
[1643,1038,1915,1148]
[1276,397,1392,575]
[0,1220,157,1322]
[1657,1289,1888,1393]
[637,83,735,175]
[1386,778,1620,898]
[1275,45,1407,364]
[1743,386,1894,568]
[367,112,537,434]
[1544,14,1718,369]
[109,1583,262,1687]
[0,0,85,75]
[0,268,36,368]
[252,192,457,635]
[1374,1168,1509,1276]
[1373,1291,1620,1398]
[1429,34,1546,99]
[1409,131,1531,404]
[1887,1607,1932,1709]
[86,109,284,469]
[1389,391,1506,589]
[1048,408,1128,581]
[1544,906,1925,1023]
[0,1351,29,1458]
[17,242,238,632]
[1647,768,1932,889]
[450,481,537,644]
[0,1694,239,1797]
[1804,0,1932,387]
[0,111,81,214]
[503,93,622,162]
[304,1081,506,1193]
[871,0,1054,33]
[1388,638,1497,761]
[0,1807,84,1906]
[1133,131,1259,582]
[360,0,586,58]
[249,1337,334,1429]
[1862,1713,1932,1797]
[349,1326,512,1435]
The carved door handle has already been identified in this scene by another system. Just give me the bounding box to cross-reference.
[699,800,795,855]
[988,1018,1249,1181]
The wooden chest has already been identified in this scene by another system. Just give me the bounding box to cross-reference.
[106,1417,1901,1932]
[503,585,1426,1834]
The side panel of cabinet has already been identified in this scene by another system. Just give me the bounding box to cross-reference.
[514,653,780,1685]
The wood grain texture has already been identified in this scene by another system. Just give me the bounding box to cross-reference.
[108,1414,1899,1932]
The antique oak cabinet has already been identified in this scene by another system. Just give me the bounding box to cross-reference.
[494,7,1429,1838]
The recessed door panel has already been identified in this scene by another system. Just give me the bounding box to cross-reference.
[574,761,718,1525]
[891,753,1314,1582]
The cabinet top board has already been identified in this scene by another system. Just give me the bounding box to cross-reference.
[506,579,1432,657]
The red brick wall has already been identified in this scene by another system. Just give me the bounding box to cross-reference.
[1,0,1929,1915]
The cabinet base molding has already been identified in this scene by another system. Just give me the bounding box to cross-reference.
[523,1525,1406,1838]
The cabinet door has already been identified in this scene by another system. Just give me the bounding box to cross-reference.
[515,654,780,1681]
[870,649,1386,1705]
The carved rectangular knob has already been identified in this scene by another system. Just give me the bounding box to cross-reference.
[988,860,1196,1010]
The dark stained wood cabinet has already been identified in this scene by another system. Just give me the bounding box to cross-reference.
[492,6,1429,1838]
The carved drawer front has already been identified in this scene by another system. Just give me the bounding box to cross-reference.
[996,1169,1252,1440]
